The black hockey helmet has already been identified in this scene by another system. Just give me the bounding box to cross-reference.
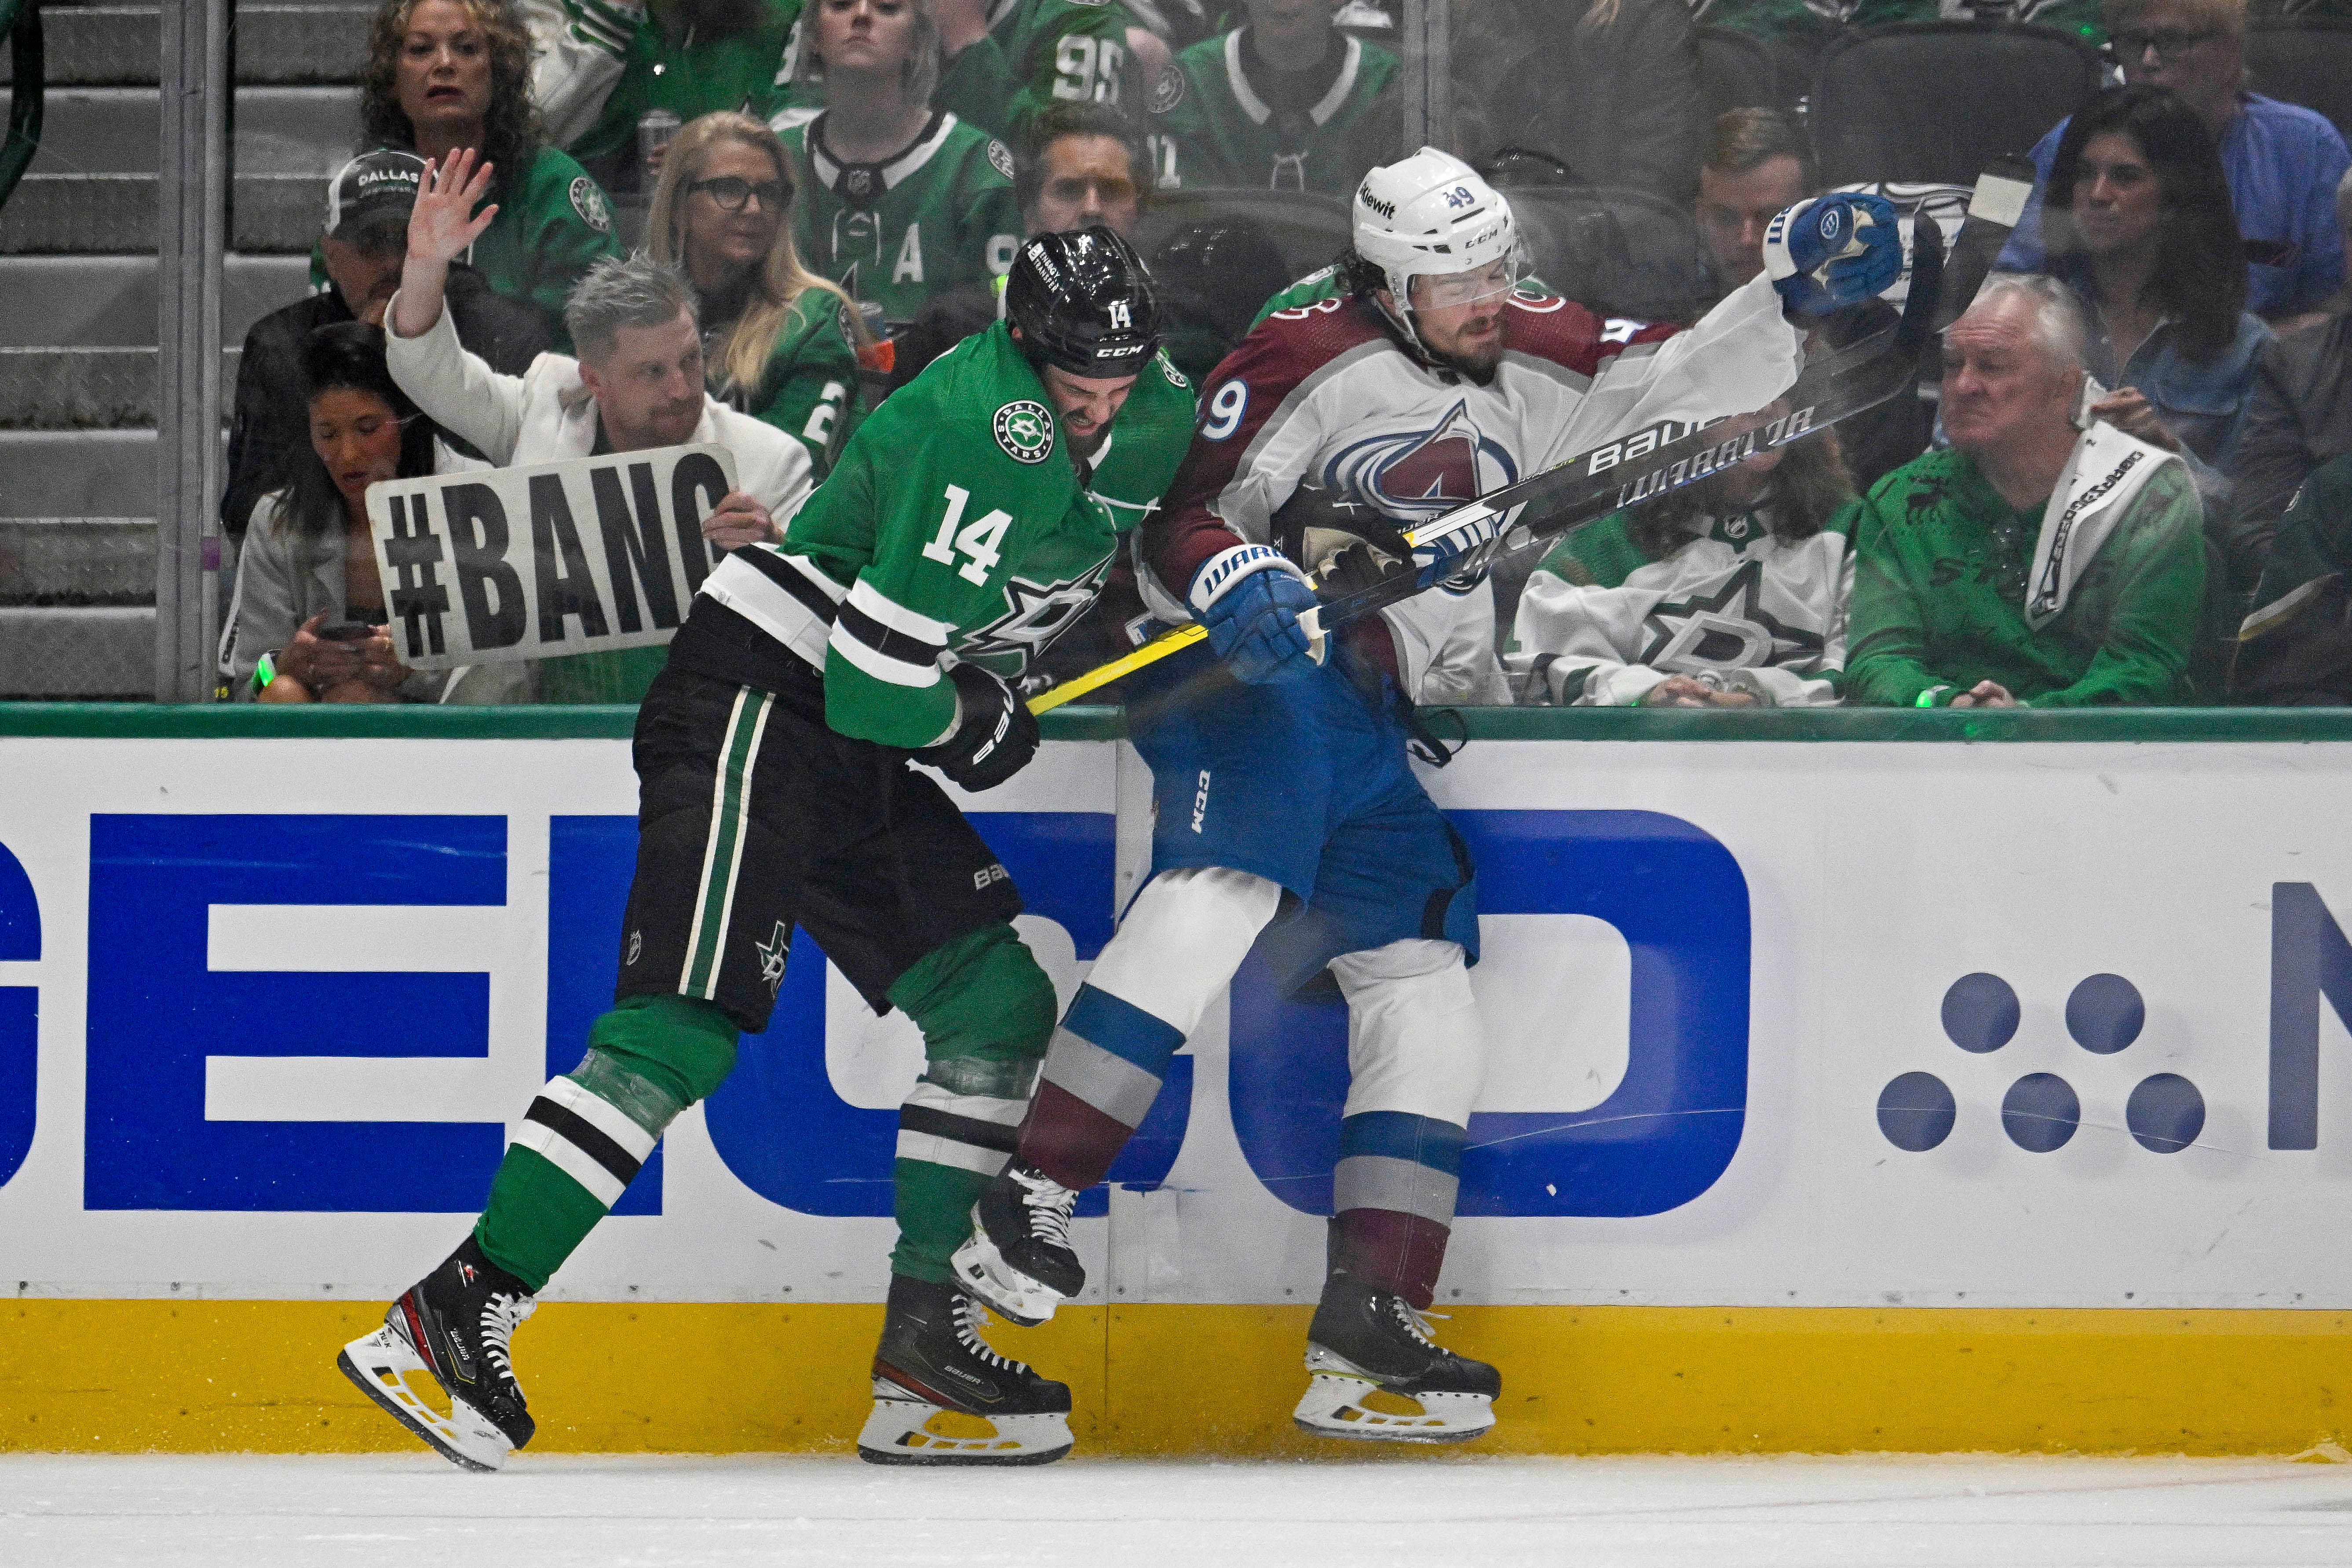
[1004,227,1161,379]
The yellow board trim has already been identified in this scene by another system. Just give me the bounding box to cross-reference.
[3,1301,2346,1456]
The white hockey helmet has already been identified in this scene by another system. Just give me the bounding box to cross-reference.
[1350,147,1527,349]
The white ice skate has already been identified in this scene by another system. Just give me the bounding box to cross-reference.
[1292,1277,1500,1444]
[336,1238,538,1472]
[337,1319,519,1471]
[952,1161,1083,1327]
[857,1380,1076,1466]
[1292,1345,1498,1444]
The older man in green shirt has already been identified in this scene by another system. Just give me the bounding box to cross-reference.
[1848,273,2207,708]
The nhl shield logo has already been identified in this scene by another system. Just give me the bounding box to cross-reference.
[993,400,1056,464]
[842,165,880,202]
[986,138,1016,181]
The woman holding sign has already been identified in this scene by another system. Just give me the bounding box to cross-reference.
[216,322,528,704]
[648,111,874,479]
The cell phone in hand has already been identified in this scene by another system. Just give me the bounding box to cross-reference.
[315,620,376,643]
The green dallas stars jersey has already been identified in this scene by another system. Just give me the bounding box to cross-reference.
[1844,446,2205,708]
[532,0,802,169]
[712,285,865,476]
[310,144,621,352]
[1086,347,1195,531]
[781,113,1023,326]
[1148,27,1397,195]
[688,321,1168,748]
[991,0,1140,136]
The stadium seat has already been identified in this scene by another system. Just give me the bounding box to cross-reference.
[2243,18,2352,146]
[1494,185,1717,325]
[1809,21,2103,187]
[1695,26,1818,122]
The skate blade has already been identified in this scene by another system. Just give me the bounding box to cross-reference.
[948,1229,1066,1328]
[1291,1372,1496,1445]
[336,1325,515,1473]
[855,1391,1073,1466]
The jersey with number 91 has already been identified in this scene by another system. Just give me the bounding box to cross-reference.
[782,320,1137,748]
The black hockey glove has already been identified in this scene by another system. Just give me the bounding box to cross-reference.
[918,662,1040,792]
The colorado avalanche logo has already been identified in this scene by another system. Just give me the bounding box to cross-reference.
[1320,401,1519,524]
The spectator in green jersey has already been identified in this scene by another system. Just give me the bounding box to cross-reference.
[524,0,803,197]
[1848,274,2208,708]
[357,0,623,348]
[778,0,1025,325]
[1146,0,1399,195]
[650,110,872,474]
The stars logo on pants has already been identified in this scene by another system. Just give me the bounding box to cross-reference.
[756,921,789,996]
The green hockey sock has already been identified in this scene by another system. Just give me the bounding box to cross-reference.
[883,924,1057,1282]
[473,994,741,1291]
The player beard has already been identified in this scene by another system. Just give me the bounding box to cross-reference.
[1426,312,1506,382]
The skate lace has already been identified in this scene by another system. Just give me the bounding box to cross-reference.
[1016,1166,1078,1250]
[478,1291,537,1384]
[953,1294,1029,1375]
[1390,1297,1447,1350]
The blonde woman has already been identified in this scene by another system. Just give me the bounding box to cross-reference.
[649,111,871,475]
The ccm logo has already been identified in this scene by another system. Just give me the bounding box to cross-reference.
[1190,770,1211,833]
[974,863,1012,891]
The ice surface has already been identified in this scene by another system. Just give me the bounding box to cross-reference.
[4,1452,2352,1567]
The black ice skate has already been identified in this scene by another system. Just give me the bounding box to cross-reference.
[336,1235,538,1471]
[950,1159,1082,1326]
[858,1275,1074,1466]
[1293,1275,1501,1444]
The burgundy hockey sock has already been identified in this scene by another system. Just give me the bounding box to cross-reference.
[1015,984,1184,1189]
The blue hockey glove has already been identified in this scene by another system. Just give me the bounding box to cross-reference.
[1763,192,1903,317]
[1407,501,1505,591]
[1191,545,1324,685]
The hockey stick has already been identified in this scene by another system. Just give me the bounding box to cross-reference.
[1028,215,1947,716]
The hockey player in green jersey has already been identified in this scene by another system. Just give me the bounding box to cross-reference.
[776,0,1024,324]
[338,229,1186,1472]
[1847,275,2206,708]
[1148,0,1398,194]
[524,0,803,187]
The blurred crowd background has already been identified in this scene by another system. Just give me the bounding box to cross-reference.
[6,0,2352,708]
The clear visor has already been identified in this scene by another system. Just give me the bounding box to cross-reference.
[1411,252,1531,311]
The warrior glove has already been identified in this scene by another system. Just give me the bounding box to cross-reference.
[1764,192,1903,317]
[919,662,1040,792]
[1191,545,1324,686]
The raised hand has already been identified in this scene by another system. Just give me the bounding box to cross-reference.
[407,147,499,268]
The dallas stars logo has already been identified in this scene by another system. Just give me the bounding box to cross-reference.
[1636,559,1822,671]
[958,557,1114,669]
[993,400,1056,465]
[755,921,789,996]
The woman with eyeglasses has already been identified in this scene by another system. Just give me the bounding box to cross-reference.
[2041,85,2270,507]
[648,111,873,477]
[219,323,526,704]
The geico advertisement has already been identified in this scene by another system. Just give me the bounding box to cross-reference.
[0,735,2349,1309]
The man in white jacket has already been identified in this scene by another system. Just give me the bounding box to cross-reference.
[387,148,813,548]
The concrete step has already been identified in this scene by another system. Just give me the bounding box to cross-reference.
[27,85,360,176]
[0,428,157,514]
[0,604,157,699]
[0,346,245,428]
[0,5,372,88]
[0,254,312,347]
[0,172,321,253]
[0,517,156,603]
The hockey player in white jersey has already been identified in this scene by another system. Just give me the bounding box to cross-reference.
[950,149,1902,1443]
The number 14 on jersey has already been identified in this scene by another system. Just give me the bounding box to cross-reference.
[922,485,1014,586]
